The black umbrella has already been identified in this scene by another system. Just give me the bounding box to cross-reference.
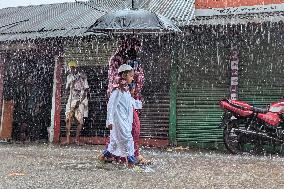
[87,1,181,33]
[87,9,181,33]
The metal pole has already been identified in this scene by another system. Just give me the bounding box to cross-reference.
[169,34,178,146]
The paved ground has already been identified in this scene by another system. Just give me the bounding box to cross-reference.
[1,143,284,189]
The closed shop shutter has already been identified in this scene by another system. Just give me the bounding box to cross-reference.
[239,27,284,107]
[176,33,230,147]
[140,36,171,140]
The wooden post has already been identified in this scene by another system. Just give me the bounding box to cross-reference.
[49,56,63,143]
[0,56,9,141]
[0,57,4,121]
[169,37,178,146]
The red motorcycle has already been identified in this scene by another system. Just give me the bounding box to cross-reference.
[219,99,284,154]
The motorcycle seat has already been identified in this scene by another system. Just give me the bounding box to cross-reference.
[252,107,268,114]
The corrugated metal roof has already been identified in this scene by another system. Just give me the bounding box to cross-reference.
[0,28,98,42]
[0,2,105,38]
[0,0,195,42]
[143,0,195,26]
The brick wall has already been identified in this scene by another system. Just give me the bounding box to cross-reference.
[195,0,284,9]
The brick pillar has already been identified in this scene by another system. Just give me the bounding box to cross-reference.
[49,56,63,143]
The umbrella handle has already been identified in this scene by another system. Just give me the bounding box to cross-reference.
[131,0,136,10]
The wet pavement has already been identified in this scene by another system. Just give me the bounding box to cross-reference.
[1,143,284,189]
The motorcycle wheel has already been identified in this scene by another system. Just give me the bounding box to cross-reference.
[223,119,244,154]
[224,119,263,155]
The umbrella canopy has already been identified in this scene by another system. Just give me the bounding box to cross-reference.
[87,9,181,33]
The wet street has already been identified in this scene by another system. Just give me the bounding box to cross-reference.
[1,144,284,189]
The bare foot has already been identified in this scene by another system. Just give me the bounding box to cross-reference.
[98,154,105,161]
[137,155,151,165]
[61,140,70,145]
[127,163,135,169]
[97,154,115,163]
[75,140,84,146]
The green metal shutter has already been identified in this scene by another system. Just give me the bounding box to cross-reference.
[176,35,230,148]
[239,33,284,107]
